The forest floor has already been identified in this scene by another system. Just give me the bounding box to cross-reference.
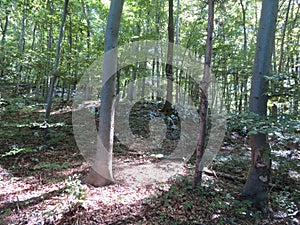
[0,99,299,225]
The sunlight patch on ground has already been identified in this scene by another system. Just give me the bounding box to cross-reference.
[86,183,158,207]
[288,170,300,179]
[0,173,64,204]
[0,176,33,196]
[84,160,185,208]
[272,149,300,159]
[56,162,89,177]
[37,106,73,115]
[114,161,185,186]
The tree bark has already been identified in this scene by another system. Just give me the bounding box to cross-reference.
[239,0,249,112]
[45,0,54,100]
[0,6,9,77]
[242,0,279,218]
[175,0,180,46]
[16,0,27,86]
[86,0,125,187]
[82,0,91,58]
[66,9,72,100]
[45,0,69,121]
[31,24,36,50]
[193,0,214,187]
[294,56,299,115]
[278,0,292,73]
[163,0,175,112]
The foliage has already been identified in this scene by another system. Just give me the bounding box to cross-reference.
[0,98,298,224]
[144,178,265,224]
[33,162,71,170]
[0,0,299,223]
[64,174,87,206]
[227,111,300,136]
[273,191,298,215]
[1,147,33,158]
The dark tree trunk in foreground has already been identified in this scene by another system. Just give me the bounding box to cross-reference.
[45,0,69,121]
[193,0,214,187]
[242,0,279,218]
[164,0,174,111]
[86,0,125,187]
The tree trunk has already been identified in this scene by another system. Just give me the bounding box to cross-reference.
[278,0,292,73]
[85,0,125,187]
[240,0,248,112]
[175,0,180,46]
[242,0,279,218]
[45,0,54,101]
[82,0,91,58]
[67,9,72,101]
[45,0,69,121]
[16,0,27,87]
[164,0,174,112]
[0,9,9,77]
[193,0,214,187]
[31,24,36,50]
[294,56,299,115]
[128,65,137,100]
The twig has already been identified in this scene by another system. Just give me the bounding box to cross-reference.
[16,196,20,213]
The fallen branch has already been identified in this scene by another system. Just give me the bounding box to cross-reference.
[203,168,245,182]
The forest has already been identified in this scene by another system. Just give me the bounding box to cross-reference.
[0,0,299,224]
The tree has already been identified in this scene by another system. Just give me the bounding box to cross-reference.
[278,0,292,73]
[0,2,9,77]
[164,0,174,111]
[16,0,27,88]
[193,0,214,187]
[239,0,249,112]
[45,0,69,121]
[85,0,125,187]
[241,0,279,218]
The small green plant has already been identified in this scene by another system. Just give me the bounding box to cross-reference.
[40,175,86,220]
[183,200,193,210]
[33,162,70,170]
[232,200,250,214]
[274,191,298,214]
[1,147,32,157]
[4,208,12,216]
[64,174,87,206]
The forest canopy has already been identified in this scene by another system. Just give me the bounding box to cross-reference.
[0,0,299,224]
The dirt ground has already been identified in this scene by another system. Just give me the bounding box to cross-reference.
[0,102,299,224]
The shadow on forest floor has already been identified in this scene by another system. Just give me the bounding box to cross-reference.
[0,100,299,224]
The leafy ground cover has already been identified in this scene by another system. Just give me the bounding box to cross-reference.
[0,99,299,224]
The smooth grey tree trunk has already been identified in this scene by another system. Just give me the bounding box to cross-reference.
[66,11,72,101]
[86,0,125,187]
[44,1,54,100]
[45,0,69,121]
[128,65,137,100]
[16,0,27,88]
[82,0,91,57]
[242,0,279,218]
[278,0,292,73]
